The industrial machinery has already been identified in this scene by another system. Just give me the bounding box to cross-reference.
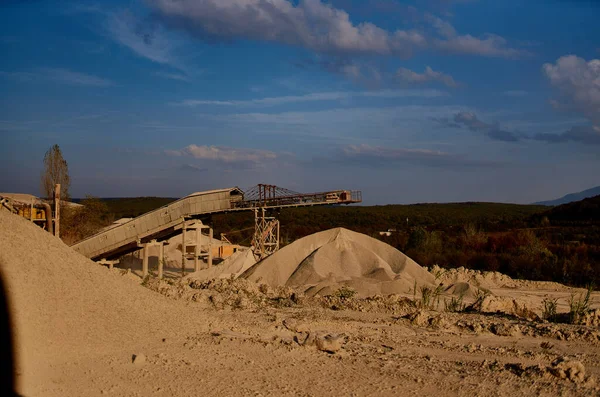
[0,194,55,235]
[71,184,361,273]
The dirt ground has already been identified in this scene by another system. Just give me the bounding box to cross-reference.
[1,210,600,396]
[27,272,600,397]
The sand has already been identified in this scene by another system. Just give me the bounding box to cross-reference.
[0,210,206,395]
[242,228,436,296]
[186,249,256,282]
[1,210,600,396]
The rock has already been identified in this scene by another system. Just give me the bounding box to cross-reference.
[283,318,310,333]
[315,334,345,353]
[490,323,520,337]
[405,310,429,327]
[550,357,586,383]
[581,309,600,327]
[132,353,146,365]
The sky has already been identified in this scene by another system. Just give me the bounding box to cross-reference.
[1,0,599,205]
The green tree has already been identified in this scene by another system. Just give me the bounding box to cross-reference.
[41,144,70,200]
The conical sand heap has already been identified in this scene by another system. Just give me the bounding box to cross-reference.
[241,228,435,297]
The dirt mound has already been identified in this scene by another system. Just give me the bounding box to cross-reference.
[0,211,202,395]
[242,228,435,297]
[430,265,570,291]
[430,265,517,289]
[444,282,479,299]
[186,249,256,282]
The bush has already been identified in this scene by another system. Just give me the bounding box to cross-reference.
[542,298,558,322]
[569,285,593,324]
[334,286,357,300]
[60,195,113,245]
[444,294,466,312]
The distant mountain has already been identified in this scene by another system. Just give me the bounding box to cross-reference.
[542,194,600,224]
[534,186,600,206]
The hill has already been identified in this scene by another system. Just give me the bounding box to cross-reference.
[534,185,600,206]
[74,197,178,219]
[542,194,600,225]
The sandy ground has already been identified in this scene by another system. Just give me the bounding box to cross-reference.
[1,211,600,396]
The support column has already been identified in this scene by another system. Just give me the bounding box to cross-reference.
[158,242,165,279]
[194,225,199,272]
[142,243,149,277]
[181,223,186,277]
[208,228,213,267]
[54,184,61,238]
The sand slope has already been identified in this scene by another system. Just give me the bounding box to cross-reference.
[0,211,205,395]
[242,228,435,296]
[186,249,256,282]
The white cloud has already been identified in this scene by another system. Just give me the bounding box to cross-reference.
[543,55,600,129]
[0,68,113,86]
[396,66,458,87]
[426,14,525,58]
[166,144,277,163]
[107,10,187,71]
[177,89,448,107]
[154,71,190,81]
[147,0,426,57]
[339,144,498,168]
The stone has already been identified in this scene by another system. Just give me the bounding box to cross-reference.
[132,353,146,365]
[316,334,345,353]
[550,357,585,383]
[283,318,310,333]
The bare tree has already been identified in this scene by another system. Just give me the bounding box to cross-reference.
[41,144,70,200]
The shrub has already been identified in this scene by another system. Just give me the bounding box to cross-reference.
[541,298,558,322]
[444,293,466,312]
[569,284,593,324]
[419,284,444,310]
[334,286,357,300]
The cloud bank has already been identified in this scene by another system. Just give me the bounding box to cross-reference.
[543,55,600,130]
[396,66,458,87]
[436,111,521,142]
[146,0,523,60]
[166,144,277,164]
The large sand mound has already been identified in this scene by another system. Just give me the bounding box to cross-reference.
[0,211,204,395]
[241,228,435,296]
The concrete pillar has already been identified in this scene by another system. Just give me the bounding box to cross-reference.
[54,184,61,238]
[142,244,149,277]
[158,242,164,279]
[181,223,186,277]
[194,225,199,272]
[208,228,213,267]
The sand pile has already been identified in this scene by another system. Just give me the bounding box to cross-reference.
[186,249,256,282]
[0,211,204,395]
[430,265,517,289]
[241,228,435,297]
[429,265,571,291]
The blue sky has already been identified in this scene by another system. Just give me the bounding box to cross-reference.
[1,0,599,204]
